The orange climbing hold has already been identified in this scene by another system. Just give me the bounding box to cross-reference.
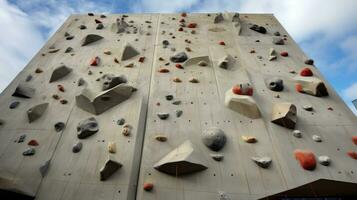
[300,67,313,76]
[188,23,197,28]
[295,83,303,93]
[28,139,39,146]
[143,183,154,191]
[347,151,357,159]
[232,84,253,96]
[90,56,100,66]
[219,41,226,46]
[352,136,357,145]
[294,149,316,170]
[175,64,184,69]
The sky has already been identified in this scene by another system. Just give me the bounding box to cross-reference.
[0,0,356,114]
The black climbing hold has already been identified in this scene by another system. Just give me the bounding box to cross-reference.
[72,141,83,153]
[101,74,127,91]
[202,127,227,151]
[23,148,35,156]
[81,34,103,46]
[172,100,181,105]
[304,59,314,65]
[39,160,50,177]
[96,23,104,30]
[266,78,284,91]
[165,95,173,101]
[54,122,65,132]
[249,24,266,34]
[12,84,35,98]
[79,25,87,30]
[17,134,26,143]
[66,35,74,40]
[117,118,125,126]
[157,113,169,120]
[273,31,281,36]
[176,110,183,118]
[65,47,73,53]
[9,101,20,109]
[272,37,284,45]
[170,52,188,63]
[77,117,99,139]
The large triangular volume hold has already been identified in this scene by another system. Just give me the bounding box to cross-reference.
[271,102,297,129]
[81,34,103,46]
[49,65,72,83]
[27,103,49,123]
[121,43,140,61]
[12,84,35,98]
[153,140,208,176]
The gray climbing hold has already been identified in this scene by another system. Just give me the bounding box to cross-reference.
[172,100,181,105]
[9,101,20,109]
[165,95,173,101]
[272,37,284,45]
[121,43,140,61]
[78,78,86,86]
[72,141,83,153]
[79,24,86,30]
[12,84,35,98]
[202,127,226,151]
[292,130,302,138]
[54,122,65,132]
[23,148,35,156]
[17,134,26,143]
[183,56,210,67]
[65,47,73,53]
[77,117,99,139]
[302,105,313,111]
[39,160,50,177]
[312,135,322,142]
[26,75,32,82]
[176,110,183,118]
[116,118,125,126]
[266,78,284,91]
[218,55,234,69]
[305,59,314,65]
[157,113,169,120]
[219,191,231,200]
[96,23,104,30]
[81,34,103,46]
[249,24,266,34]
[27,103,49,123]
[100,156,122,181]
[214,13,224,23]
[100,74,127,91]
[232,13,240,22]
[211,153,224,161]
[154,140,208,176]
[251,156,272,168]
[273,31,281,36]
[170,52,188,63]
[162,40,169,48]
[49,65,72,83]
[318,155,331,166]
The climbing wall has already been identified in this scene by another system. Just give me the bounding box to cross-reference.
[0,13,356,200]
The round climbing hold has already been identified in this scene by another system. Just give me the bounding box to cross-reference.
[143,183,154,191]
[295,84,303,93]
[219,41,225,46]
[294,149,316,170]
[304,59,314,65]
[54,122,65,132]
[312,135,322,142]
[117,118,125,126]
[300,67,313,76]
[155,135,167,142]
[292,130,302,138]
[280,51,288,57]
[318,155,331,166]
[181,12,187,17]
[179,18,185,23]
[347,151,357,160]
[9,101,20,109]
[28,139,39,146]
[202,127,227,151]
[178,27,183,31]
[188,23,197,28]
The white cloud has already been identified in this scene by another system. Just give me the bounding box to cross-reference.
[343,82,357,100]
[132,0,200,13]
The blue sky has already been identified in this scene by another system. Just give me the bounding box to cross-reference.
[1,0,357,114]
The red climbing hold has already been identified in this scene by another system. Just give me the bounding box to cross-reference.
[300,67,313,76]
[250,50,255,54]
[57,84,65,92]
[219,41,225,46]
[294,149,316,170]
[28,139,39,146]
[90,56,100,66]
[95,19,102,24]
[143,183,154,191]
[139,57,145,63]
[232,84,253,96]
[352,136,357,145]
[295,84,303,93]
[181,12,187,17]
[280,51,288,57]
[175,64,184,69]
[158,68,170,73]
[347,151,357,159]
[114,58,119,64]
[179,18,185,23]
[188,23,197,28]
[178,27,183,31]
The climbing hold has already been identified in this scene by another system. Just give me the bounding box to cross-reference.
[143,183,154,191]
[108,142,116,153]
[211,153,224,161]
[138,56,145,63]
[72,142,82,153]
[181,12,187,17]
[78,78,86,86]
[302,105,313,111]
[54,122,65,132]
[96,23,104,30]
[76,83,134,115]
[121,43,140,61]
[81,34,103,46]
[176,110,183,118]
[17,134,26,143]
[39,160,50,177]
[172,77,182,83]
[157,113,169,120]
[28,139,39,146]
[232,13,240,22]
[117,118,125,126]
[198,60,208,66]
[268,48,277,61]
[27,103,49,123]
[280,51,288,57]
[158,68,170,73]
[114,18,129,33]
[60,99,68,104]
[57,84,65,92]
[66,35,74,40]
[162,40,169,48]
[88,13,94,16]
[100,74,127,91]
[242,136,257,143]
[49,65,72,83]
[65,47,73,53]
[232,83,253,96]
[225,88,261,119]
[352,136,357,145]
[312,135,322,142]
[219,191,231,200]
[272,37,284,45]
[318,155,331,166]
[48,48,60,53]
[218,55,234,69]
[103,49,111,55]
[90,56,100,66]
[292,130,302,138]
[294,149,316,170]
[202,127,226,151]
[165,95,173,101]
[155,135,168,142]
[271,102,297,129]
[12,84,35,98]
[172,100,181,105]
[9,101,20,109]
[183,56,210,68]
[79,24,86,29]
[251,156,272,168]
[274,31,281,36]
[304,59,314,65]
[100,156,122,181]
[77,117,99,139]
[300,67,313,76]
[170,52,188,63]
[26,75,32,82]
[214,13,224,23]
[23,148,35,156]
[154,140,208,176]
[266,78,284,92]
[249,24,266,34]
[347,151,357,159]
[219,41,226,46]
[295,76,328,97]
[122,127,131,136]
